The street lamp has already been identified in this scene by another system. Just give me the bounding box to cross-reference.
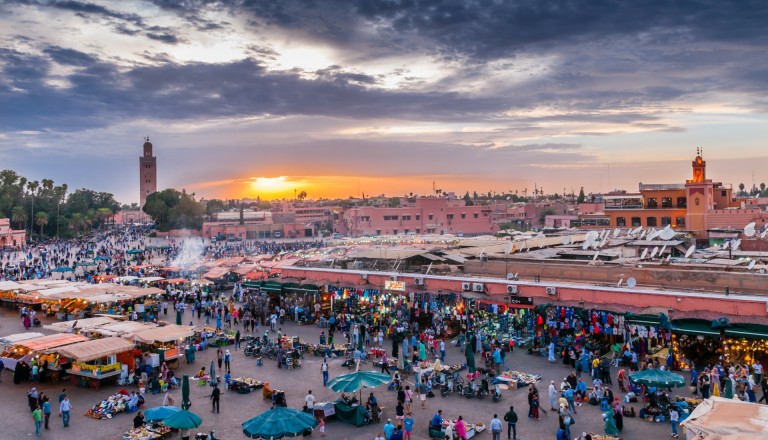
[579,300,585,310]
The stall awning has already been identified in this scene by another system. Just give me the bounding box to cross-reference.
[672,319,722,337]
[460,291,489,300]
[0,332,45,345]
[726,323,768,339]
[625,313,660,325]
[242,281,263,289]
[158,278,188,285]
[132,324,195,343]
[203,267,231,280]
[44,316,116,333]
[19,334,90,351]
[53,337,136,362]
[260,281,283,293]
[93,321,156,337]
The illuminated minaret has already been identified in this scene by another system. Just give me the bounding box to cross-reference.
[139,136,157,210]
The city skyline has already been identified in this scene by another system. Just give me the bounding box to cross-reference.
[1,1,767,204]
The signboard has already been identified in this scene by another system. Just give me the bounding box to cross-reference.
[506,296,534,307]
[384,280,406,291]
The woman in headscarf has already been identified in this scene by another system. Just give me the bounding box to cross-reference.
[27,387,39,412]
[548,380,559,411]
[603,407,619,436]
[548,341,556,363]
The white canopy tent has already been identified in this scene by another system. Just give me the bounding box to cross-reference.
[680,397,768,440]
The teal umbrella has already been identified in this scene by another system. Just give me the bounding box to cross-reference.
[210,360,217,387]
[181,374,191,410]
[327,370,391,394]
[629,368,685,388]
[242,407,318,439]
[162,409,202,430]
[52,266,73,272]
[127,249,144,255]
[144,405,180,422]
[76,261,97,267]
[94,255,111,261]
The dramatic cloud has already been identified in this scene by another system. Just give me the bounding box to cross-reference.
[0,0,766,203]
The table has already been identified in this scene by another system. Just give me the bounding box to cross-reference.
[66,369,122,390]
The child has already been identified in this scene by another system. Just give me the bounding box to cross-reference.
[318,417,325,436]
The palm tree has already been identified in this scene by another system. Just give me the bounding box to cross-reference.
[53,184,67,238]
[69,213,86,235]
[35,212,48,237]
[96,207,113,229]
[27,180,39,233]
[11,206,28,230]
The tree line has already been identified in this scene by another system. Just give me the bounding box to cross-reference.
[0,170,120,240]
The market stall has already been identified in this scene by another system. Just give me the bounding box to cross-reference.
[123,424,172,440]
[44,316,117,335]
[228,376,264,394]
[132,324,196,368]
[54,337,136,389]
[492,370,541,389]
[0,333,89,372]
[85,388,133,419]
[680,396,768,439]
[0,332,45,370]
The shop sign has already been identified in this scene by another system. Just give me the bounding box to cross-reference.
[384,280,406,291]
[506,296,534,306]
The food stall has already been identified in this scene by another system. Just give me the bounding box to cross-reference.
[132,324,196,368]
[123,424,172,440]
[44,316,117,335]
[54,337,137,389]
[0,332,45,370]
[229,376,265,394]
[85,389,133,419]
[492,370,541,389]
[0,333,89,372]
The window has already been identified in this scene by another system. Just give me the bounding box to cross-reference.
[447,214,454,220]
[662,197,672,208]
[401,215,411,221]
[677,197,687,208]
[646,197,658,208]
[383,215,398,221]
[721,190,727,197]
[393,229,398,234]
[428,214,433,221]
[616,217,626,227]
[473,213,478,219]
[376,230,382,235]
[676,216,685,227]
[646,217,657,227]
[661,217,672,226]
[631,217,642,227]
[461,213,466,219]
[416,229,421,234]
[415,215,420,221]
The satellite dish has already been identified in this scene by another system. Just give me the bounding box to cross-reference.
[613,228,620,238]
[684,245,696,258]
[722,241,730,250]
[660,244,667,256]
[645,229,656,241]
[520,242,526,251]
[633,226,642,235]
[659,226,676,241]
[666,254,671,262]
[762,230,768,239]
[650,246,659,258]
[504,242,513,255]
[748,260,756,270]
[617,278,623,287]
[561,236,571,245]
[731,239,741,251]
[640,249,648,259]
[639,230,647,239]
[581,240,590,250]
[626,277,637,288]
[744,222,756,237]
[593,251,600,261]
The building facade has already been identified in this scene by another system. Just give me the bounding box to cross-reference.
[0,218,26,248]
[139,137,157,211]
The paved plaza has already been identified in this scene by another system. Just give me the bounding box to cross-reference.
[0,307,681,440]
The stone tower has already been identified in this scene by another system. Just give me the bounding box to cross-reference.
[139,136,157,210]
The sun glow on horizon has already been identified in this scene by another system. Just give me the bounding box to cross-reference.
[250,176,294,194]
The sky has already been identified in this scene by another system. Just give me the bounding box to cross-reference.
[1,0,767,204]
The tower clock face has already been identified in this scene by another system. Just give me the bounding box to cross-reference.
[694,169,702,182]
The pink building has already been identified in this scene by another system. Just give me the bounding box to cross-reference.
[0,218,26,248]
[342,197,500,237]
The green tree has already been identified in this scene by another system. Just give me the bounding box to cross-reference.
[738,183,745,196]
[143,189,203,231]
[11,206,28,230]
[35,212,49,237]
[760,182,766,196]
[27,180,39,232]
[577,187,586,204]
[297,190,308,201]
[205,199,226,216]
[68,213,86,235]
[96,207,113,229]
[463,191,474,206]
[387,197,401,207]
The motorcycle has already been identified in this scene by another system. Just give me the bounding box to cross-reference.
[492,381,502,402]
[477,378,490,400]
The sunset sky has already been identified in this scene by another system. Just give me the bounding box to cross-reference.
[1,1,767,204]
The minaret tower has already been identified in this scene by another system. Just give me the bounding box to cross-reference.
[139,136,157,210]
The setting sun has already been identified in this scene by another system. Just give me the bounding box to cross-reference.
[250,177,292,194]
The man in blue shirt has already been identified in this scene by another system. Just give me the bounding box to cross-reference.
[576,377,588,399]
[430,410,443,429]
[403,413,415,438]
[564,387,577,414]
[383,418,395,440]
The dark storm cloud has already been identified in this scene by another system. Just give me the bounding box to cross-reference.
[46,0,145,26]
[146,32,183,44]
[42,46,98,67]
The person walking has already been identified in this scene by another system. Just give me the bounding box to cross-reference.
[381,352,391,376]
[224,350,231,373]
[32,405,42,436]
[57,389,66,417]
[419,379,429,409]
[439,340,446,363]
[60,396,71,427]
[321,358,329,386]
[503,406,518,440]
[490,414,503,440]
[403,413,414,440]
[42,398,51,430]
[211,385,220,413]
[669,406,679,438]
[455,416,468,440]
[234,330,241,350]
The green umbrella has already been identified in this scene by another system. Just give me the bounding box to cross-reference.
[327,370,391,400]
[176,310,182,326]
[465,336,476,373]
[629,368,685,388]
[94,255,111,261]
[144,405,180,422]
[181,374,191,410]
[242,407,318,439]
[162,409,202,430]
[52,266,73,272]
[210,360,217,387]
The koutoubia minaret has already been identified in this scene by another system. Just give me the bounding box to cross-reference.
[139,136,157,211]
